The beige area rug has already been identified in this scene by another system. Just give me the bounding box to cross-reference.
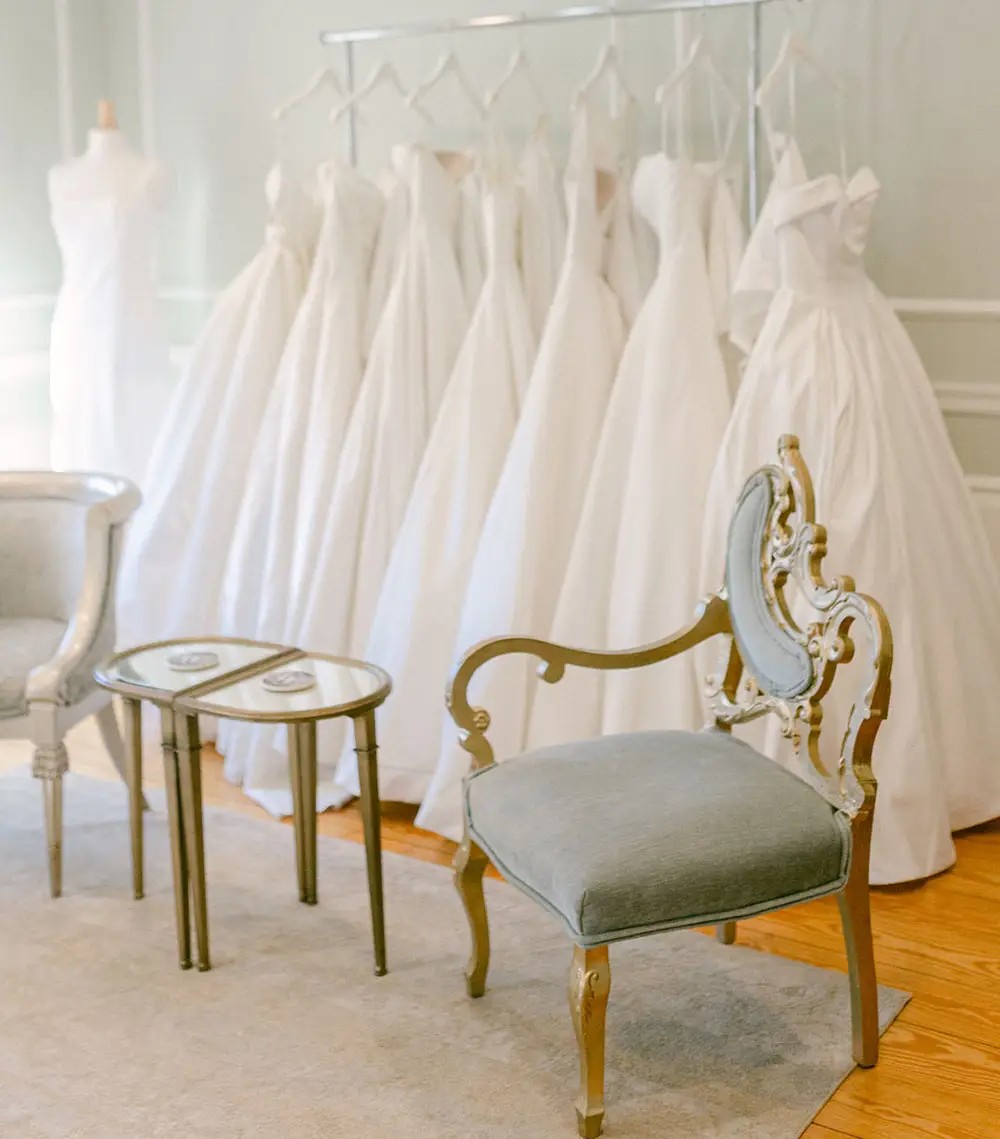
[0,768,907,1139]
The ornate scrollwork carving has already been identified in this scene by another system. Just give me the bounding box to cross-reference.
[707,435,893,815]
[32,743,69,780]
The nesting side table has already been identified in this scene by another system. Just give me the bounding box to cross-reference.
[95,637,392,977]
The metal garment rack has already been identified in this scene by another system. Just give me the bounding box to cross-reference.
[320,0,791,223]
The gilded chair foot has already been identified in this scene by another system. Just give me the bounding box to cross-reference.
[716,922,737,945]
[374,964,388,978]
[134,889,144,901]
[196,962,212,973]
[180,960,193,971]
[575,1107,605,1139]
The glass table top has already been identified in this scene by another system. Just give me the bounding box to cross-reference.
[96,639,288,700]
[174,655,389,721]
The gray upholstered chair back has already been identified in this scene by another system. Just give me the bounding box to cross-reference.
[724,469,815,702]
[0,471,140,644]
[709,436,892,815]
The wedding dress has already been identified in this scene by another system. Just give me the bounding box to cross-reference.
[700,136,1000,884]
[416,105,630,841]
[518,130,567,338]
[527,152,744,751]
[117,164,317,645]
[337,165,538,803]
[48,128,170,488]
[217,160,384,648]
[233,144,471,816]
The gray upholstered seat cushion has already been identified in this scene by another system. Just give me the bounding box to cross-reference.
[465,730,851,947]
[0,618,68,719]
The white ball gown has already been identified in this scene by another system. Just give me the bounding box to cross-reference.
[234,144,473,816]
[117,163,317,645]
[217,160,385,646]
[48,128,170,489]
[700,137,1000,884]
[527,152,744,751]
[416,103,638,841]
[336,163,541,803]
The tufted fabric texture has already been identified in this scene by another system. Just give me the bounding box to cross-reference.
[466,729,850,946]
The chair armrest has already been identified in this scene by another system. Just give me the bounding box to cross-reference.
[25,497,127,705]
[447,593,731,771]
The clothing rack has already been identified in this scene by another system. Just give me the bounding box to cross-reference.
[320,0,795,223]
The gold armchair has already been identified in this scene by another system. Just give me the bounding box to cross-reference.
[447,436,892,1138]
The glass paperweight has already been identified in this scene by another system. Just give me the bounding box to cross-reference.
[261,668,316,694]
[166,650,221,672]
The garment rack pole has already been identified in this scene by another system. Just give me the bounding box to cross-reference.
[322,0,790,220]
[747,1,763,223]
[319,0,786,46]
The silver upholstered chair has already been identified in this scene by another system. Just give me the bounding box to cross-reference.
[448,436,893,1138]
[0,471,141,897]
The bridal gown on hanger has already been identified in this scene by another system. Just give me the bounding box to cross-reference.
[336,156,543,803]
[700,132,1000,885]
[217,160,384,648]
[518,128,567,338]
[527,151,744,751]
[416,103,631,841]
[48,128,170,488]
[234,144,471,816]
[117,164,317,645]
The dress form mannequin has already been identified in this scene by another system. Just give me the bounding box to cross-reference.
[48,99,170,486]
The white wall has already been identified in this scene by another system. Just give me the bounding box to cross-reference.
[1,0,999,532]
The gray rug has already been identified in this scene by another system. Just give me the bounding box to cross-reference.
[0,770,908,1139]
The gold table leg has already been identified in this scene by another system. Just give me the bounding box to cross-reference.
[176,713,210,972]
[288,722,308,903]
[160,708,191,970]
[124,697,144,900]
[288,722,318,905]
[354,710,387,976]
[299,722,318,905]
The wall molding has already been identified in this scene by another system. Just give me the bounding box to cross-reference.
[935,381,1000,419]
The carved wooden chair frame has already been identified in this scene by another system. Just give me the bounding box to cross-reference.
[446,435,893,1138]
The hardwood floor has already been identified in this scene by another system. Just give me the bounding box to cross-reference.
[85,741,1000,1138]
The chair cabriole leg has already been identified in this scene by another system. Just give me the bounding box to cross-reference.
[838,810,879,1067]
[453,832,490,997]
[569,943,611,1139]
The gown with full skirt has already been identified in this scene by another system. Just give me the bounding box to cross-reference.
[415,106,631,841]
[116,165,317,645]
[335,171,539,803]
[236,145,472,816]
[217,160,385,648]
[518,130,567,339]
[526,153,744,752]
[700,140,1000,884]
